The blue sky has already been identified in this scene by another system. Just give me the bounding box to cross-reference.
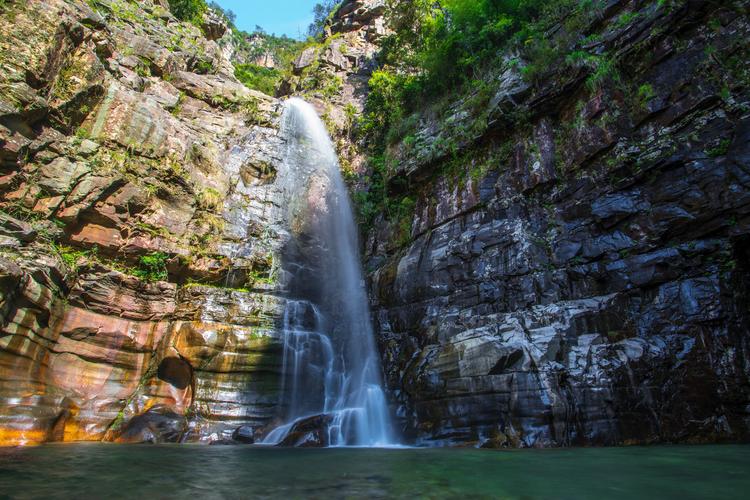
[212,0,319,38]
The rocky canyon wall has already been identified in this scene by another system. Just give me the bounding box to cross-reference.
[0,0,290,445]
[364,0,750,447]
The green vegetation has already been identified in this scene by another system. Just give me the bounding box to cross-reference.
[51,244,170,282]
[235,64,282,96]
[54,244,96,271]
[167,0,207,25]
[207,1,235,24]
[196,187,223,212]
[194,59,214,75]
[132,252,170,282]
[308,1,343,38]
[636,84,656,108]
[247,267,277,286]
[706,138,731,158]
[360,0,633,150]
[51,54,90,102]
[183,280,251,293]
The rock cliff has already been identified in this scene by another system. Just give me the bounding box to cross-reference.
[0,0,288,445]
[364,0,750,446]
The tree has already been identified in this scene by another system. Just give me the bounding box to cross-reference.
[208,1,236,26]
[168,0,207,23]
[307,1,340,39]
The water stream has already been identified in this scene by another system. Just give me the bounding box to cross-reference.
[261,98,394,447]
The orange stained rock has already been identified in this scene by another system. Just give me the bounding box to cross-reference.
[69,223,123,250]
[0,428,49,447]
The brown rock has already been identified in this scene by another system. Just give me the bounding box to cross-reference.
[68,266,177,321]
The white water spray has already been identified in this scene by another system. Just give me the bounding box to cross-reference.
[262,98,394,447]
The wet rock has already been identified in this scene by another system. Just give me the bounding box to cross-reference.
[209,439,237,445]
[0,0,288,447]
[115,406,188,444]
[591,191,650,227]
[157,357,193,390]
[277,414,333,447]
[232,425,255,444]
[367,1,750,448]
[68,266,177,321]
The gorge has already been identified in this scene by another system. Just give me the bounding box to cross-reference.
[0,0,749,459]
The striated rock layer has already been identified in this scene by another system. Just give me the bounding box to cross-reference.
[365,0,750,447]
[0,0,289,445]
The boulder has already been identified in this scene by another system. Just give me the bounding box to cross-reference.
[201,9,228,41]
[115,406,188,444]
[293,47,318,75]
[277,414,334,447]
[232,425,255,444]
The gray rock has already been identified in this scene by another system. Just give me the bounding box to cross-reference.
[0,213,36,242]
[232,425,255,444]
[37,157,90,196]
[293,47,318,75]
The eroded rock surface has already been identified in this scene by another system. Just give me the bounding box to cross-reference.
[366,1,750,447]
[0,0,287,445]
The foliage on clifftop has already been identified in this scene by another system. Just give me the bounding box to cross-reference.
[361,0,603,150]
[167,0,207,24]
[353,0,748,240]
[354,0,599,234]
[208,2,303,96]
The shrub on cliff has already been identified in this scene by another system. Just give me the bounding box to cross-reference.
[362,0,603,149]
[133,252,170,282]
[168,0,207,24]
[235,64,282,96]
[308,1,342,39]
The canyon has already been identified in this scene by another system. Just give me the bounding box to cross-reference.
[0,0,749,449]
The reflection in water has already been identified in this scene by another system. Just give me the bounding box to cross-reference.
[0,444,748,499]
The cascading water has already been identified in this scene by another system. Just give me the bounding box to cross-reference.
[261,98,394,447]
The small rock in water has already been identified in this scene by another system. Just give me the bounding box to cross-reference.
[232,425,255,444]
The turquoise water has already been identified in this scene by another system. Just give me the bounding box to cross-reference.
[0,444,748,499]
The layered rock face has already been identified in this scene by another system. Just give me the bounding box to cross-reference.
[365,1,750,446]
[0,0,288,445]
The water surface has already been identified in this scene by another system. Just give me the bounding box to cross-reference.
[0,444,748,499]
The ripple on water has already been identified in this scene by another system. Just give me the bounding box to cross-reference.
[0,444,748,499]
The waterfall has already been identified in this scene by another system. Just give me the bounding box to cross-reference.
[261,98,394,447]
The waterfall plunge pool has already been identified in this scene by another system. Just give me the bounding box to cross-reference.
[1,444,748,498]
